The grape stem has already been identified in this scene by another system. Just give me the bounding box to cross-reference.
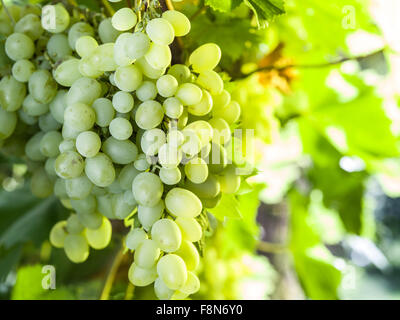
[257,240,288,254]
[190,4,206,20]
[235,48,386,80]
[100,246,125,300]
[1,0,15,25]
[100,0,115,16]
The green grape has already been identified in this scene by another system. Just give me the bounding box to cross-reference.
[128,263,157,287]
[163,97,183,119]
[132,172,163,207]
[22,94,48,116]
[184,120,213,148]
[138,199,164,230]
[135,100,164,130]
[125,32,150,60]
[66,214,85,234]
[18,108,37,125]
[28,69,57,104]
[113,33,135,66]
[85,153,116,187]
[209,117,231,145]
[47,34,72,62]
[11,59,35,83]
[136,57,166,79]
[146,18,175,45]
[66,77,102,106]
[188,89,213,116]
[79,57,103,78]
[64,102,96,132]
[65,174,93,200]
[118,164,140,190]
[175,217,202,243]
[114,65,142,92]
[25,132,46,161]
[40,130,62,157]
[102,137,138,164]
[136,81,157,102]
[212,89,231,110]
[112,91,134,113]
[41,3,70,33]
[159,167,181,185]
[49,221,68,248]
[85,217,112,249]
[76,36,98,58]
[162,10,191,37]
[5,33,35,61]
[90,43,118,72]
[92,98,115,127]
[98,18,121,44]
[180,130,201,157]
[96,193,116,219]
[184,157,208,184]
[30,168,54,198]
[213,100,241,124]
[107,179,124,194]
[64,234,89,263]
[68,22,94,50]
[168,64,191,84]
[123,189,137,206]
[134,153,151,171]
[58,139,75,153]
[167,130,184,147]
[154,277,175,300]
[144,43,171,70]
[91,186,107,196]
[54,179,68,198]
[111,8,137,31]
[134,239,160,268]
[15,13,43,40]
[49,90,67,124]
[141,128,166,156]
[151,219,182,253]
[189,43,221,73]
[0,108,17,139]
[157,74,178,98]
[55,151,84,179]
[206,142,228,174]
[0,75,26,112]
[126,228,148,251]
[39,112,62,132]
[165,188,202,218]
[175,240,200,271]
[77,210,102,230]
[175,83,202,106]
[70,194,96,215]
[112,193,136,219]
[218,165,241,194]
[44,157,56,177]
[179,271,200,295]
[185,173,220,200]
[54,58,82,87]
[158,143,183,168]
[197,70,224,95]
[157,254,187,290]
[177,109,188,130]
[62,123,80,139]
[109,118,133,140]
[76,131,101,158]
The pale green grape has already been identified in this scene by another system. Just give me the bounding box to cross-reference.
[218,165,241,194]
[11,59,35,83]
[118,164,140,190]
[66,77,102,106]
[15,13,43,40]
[64,102,96,132]
[175,240,200,271]
[168,64,191,84]
[29,69,57,104]
[189,43,221,73]
[136,57,166,79]
[76,131,101,158]
[213,100,241,124]
[114,65,142,92]
[134,239,160,268]
[136,81,157,102]
[0,75,26,112]
[62,123,80,139]
[212,89,231,110]
[54,179,68,198]
[144,43,171,70]
[132,172,163,207]
[184,157,208,184]
[78,57,103,78]
[98,18,121,43]
[114,33,135,66]
[102,137,138,164]
[112,91,134,113]
[41,3,70,34]
[111,8,137,31]
[39,112,61,132]
[124,190,137,207]
[134,153,151,171]
[85,217,112,249]
[135,100,164,130]
[70,194,96,215]
[22,94,48,117]
[188,89,213,116]
[163,97,183,119]
[18,108,37,125]
[184,173,220,200]
[90,43,117,72]
[66,214,85,234]
[157,74,178,98]
[159,167,181,185]
[151,219,182,253]
[128,263,157,287]
[180,130,201,157]
[55,151,84,179]
[45,157,58,177]
[59,139,75,153]
[177,109,188,129]
[126,228,148,251]
[5,32,35,61]
[49,221,68,248]
[85,152,116,187]
[138,200,164,230]
[179,271,200,295]
[206,142,227,173]
[108,179,124,194]
[175,83,202,106]
[197,70,224,95]
[175,217,202,243]
[30,168,53,198]
[49,90,67,124]
[64,234,89,263]
[76,36,98,58]
[141,128,166,156]
[154,277,175,300]
[157,254,187,290]
[126,32,150,60]
[209,117,231,145]
[112,193,136,219]
[146,18,175,45]
[165,188,202,218]
[25,132,46,161]
[184,120,213,148]
[92,98,115,127]
[77,210,102,230]
[68,22,94,50]
[167,130,184,147]
[54,58,82,87]
[40,130,62,157]
[47,34,72,61]
[65,174,93,200]
[162,10,190,37]
[158,143,182,168]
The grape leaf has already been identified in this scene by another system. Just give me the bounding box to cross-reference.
[245,0,285,27]
[205,0,243,12]
[208,194,242,221]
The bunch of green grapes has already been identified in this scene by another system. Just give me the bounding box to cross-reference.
[0,1,246,299]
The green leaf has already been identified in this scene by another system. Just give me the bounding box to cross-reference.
[245,0,285,27]
[208,194,242,221]
[0,245,22,282]
[205,0,242,12]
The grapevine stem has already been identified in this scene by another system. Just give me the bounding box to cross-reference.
[100,246,125,300]
[190,4,206,20]
[1,0,15,25]
[257,240,288,254]
[126,0,132,8]
[165,0,174,11]
[124,283,135,300]
[101,0,115,16]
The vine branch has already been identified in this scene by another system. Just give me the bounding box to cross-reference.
[1,0,15,25]
[100,246,125,300]
[257,240,288,254]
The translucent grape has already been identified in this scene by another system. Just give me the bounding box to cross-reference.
[132,172,163,207]
[0,75,26,112]
[77,210,103,230]
[188,89,213,116]
[157,254,187,290]
[134,239,160,268]
[98,18,121,43]
[151,219,182,253]
[14,13,43,40]
[64,102,96,132]
[135,100,164,130]
[66,174,93,199]
[168,64,191,84]
[144,43,171,70]
[189,43,221,73]
[165,188,202,218]
[40,130,62,157]
[5,33,35,61]
[159,167,182,185]
[175,240,200,271]
[76,131,101,158]
[86,217,112,249]
[76,36,98,58]
[179,271,200,295]
[163,97,183,119]
[213,100,241,124]
[54,58,82,87]
[25,132,46,161]
[112,91,134,113]
[126,228,148,251]
[146,18,175,45]
[66,214,85,234]
[68,22,94,50]
[175,217,202,243]
[184,157,209,184]
[11,59,35,83]
[41,4,70,34]
[85,153,116,187]
[92,98,115,127]
[118,164,140,190]
[102,137,138,164]
[138,200,164,230]
[162,10,191,37]
[64,234,89,263]
[128,263,157,287]
[136,57,166,79]
[126,32,150,60]
[47,34,72,62]
[30,168,53,198]
[197,70,224,95]
[157,74,178,98]
[70,194,96,215]
[154,277,174,300]
[136,81,157,102]
[141,128,166,156]
[111,8,137,31]
[175,83,203,106]
[28,69,57,104]
[55,151,84,179]
[114,65,142,92]
[49,221,67,248]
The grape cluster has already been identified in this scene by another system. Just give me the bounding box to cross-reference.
[0,1,244,299]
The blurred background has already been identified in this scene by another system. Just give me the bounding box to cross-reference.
[1,0,400,300]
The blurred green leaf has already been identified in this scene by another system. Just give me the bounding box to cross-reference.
[205,0,242,12]
[245,0,285,27]
[0,245,22,282]
[208,194,242,221]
